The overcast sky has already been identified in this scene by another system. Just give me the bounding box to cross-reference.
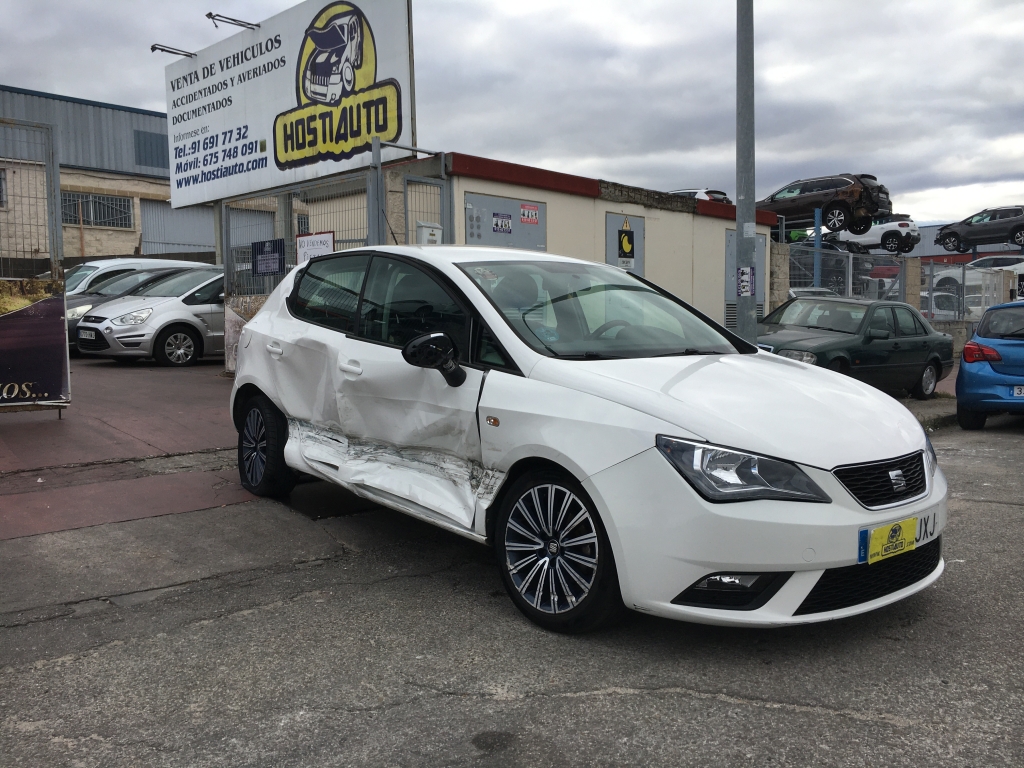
[2,0,1023,224]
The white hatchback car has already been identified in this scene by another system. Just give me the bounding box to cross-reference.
[232,246,947,633]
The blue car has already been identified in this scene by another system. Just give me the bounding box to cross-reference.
[956,300,1024,429]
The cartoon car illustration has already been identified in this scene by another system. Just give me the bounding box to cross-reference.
[302,14,363,105]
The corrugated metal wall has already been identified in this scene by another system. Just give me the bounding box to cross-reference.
[140,199,213,254]
[0,85,169,177]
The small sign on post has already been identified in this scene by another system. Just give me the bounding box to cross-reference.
[252,238,286,276]
[737,266,756,298]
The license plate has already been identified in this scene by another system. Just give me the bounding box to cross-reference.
[79,329,95,340]
[1014,385,1024,397]
[858,509,940,565]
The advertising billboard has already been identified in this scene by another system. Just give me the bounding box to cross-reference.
[165,0,415,208]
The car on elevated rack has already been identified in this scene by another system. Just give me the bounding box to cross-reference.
[757,174,892,234]
[935,207,1024,253]
[75,268,224,366]
[838,213,920,254]
[931,255,1024,291]
[231,245,947,633]
[955,301,1024,430]
[757,297,954,399]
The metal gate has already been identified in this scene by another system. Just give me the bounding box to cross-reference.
[405,177,444,245]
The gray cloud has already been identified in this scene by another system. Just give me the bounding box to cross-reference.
[2,0,1023,220]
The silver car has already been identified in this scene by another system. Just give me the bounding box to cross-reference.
[75,269,224,366]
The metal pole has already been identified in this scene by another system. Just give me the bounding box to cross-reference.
[846,250,853,298]
[813,207,822,288]
[927,260,935,320]
[735,0,757,342]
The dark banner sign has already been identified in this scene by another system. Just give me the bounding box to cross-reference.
[0,279,70,407]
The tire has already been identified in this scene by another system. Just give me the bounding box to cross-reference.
[495,469,625,634]
[941,233,961,253]
[1012,228,1024,248]
[847,217,872,236]
[822,203,850,232]
[881,232,901,252]
[956,242,971,254]
[956,405,987,431]
[237,394,296,497]
[154,326,201,367]
[898,239,916,254]
[827,358,848,374]
[911,362,940,400]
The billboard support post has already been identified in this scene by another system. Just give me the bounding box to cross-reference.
[735,0,757,343]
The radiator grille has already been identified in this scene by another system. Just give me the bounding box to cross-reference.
[833,452,927,508]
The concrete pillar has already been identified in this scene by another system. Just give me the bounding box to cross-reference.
[903,258,921,309]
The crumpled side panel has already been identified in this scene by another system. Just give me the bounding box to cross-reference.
[288,419,504,535]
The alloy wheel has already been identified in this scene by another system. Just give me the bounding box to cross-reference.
[164,332,195,364]
[921,365,937,396]
[503,484,599,614]
[1014,230,1024,247]
[241,407,267,487]
[942,235,960,252]
[825,208,846,230]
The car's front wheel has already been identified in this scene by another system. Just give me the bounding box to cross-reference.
[941,233,961,252]
[237,394,296,497]
[956,405,987,431]
[881,232,901,252]
[1011,227,1024,247]
[155,326,201,367]
[911,362,940,400]
[495,469,624,633]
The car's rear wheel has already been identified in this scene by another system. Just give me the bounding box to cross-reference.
[898,239,916,254]
[881,232,901,252]
[847,217,872,236]
[155,326,200,367]
[1011,227,1024,247]
[495,469,625,634]
[822,203,850,232]
[941,233,961,253]
[911,362,940,400]
[237,394,295,497]
[956,405,987,431]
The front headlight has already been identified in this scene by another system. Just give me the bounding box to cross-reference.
[112,308,153,326]
[66,304,92,320]
[924,436,938,477]
[777,349,818,364]
[656,436,831,503]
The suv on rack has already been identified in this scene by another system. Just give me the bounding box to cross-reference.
[757,174,892,234]
[934,207,1024,253]
[837,213,920,253]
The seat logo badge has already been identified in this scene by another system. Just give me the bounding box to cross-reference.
[547,541,558,555]
[274,2,402,170]
[889,469,907,492]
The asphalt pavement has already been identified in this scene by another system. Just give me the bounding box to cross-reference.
[1,358,1021,767]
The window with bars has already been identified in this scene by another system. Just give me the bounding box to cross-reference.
[297,214,310,234]
[61,192,134,228]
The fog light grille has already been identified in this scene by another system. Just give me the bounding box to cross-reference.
[672,572,792,610]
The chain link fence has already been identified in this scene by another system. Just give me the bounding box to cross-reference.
[789,245,904,301]
[920,258,1005,322]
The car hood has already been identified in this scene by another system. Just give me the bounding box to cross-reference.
[529,353,924,470]
[82,295,175,320]
[65,293,116,309]
[756,325,852,350]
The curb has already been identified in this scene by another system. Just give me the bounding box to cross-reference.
[917,412,959,432]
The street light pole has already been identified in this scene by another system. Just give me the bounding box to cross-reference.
[735,0,757,342]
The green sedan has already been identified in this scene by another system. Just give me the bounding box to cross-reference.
[757,297,954,399]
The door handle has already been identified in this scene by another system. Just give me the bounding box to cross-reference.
[338,360,362,375]
[266,343,283,357]
[892,343,901,349]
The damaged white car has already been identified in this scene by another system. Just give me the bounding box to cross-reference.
[231,246,947,633]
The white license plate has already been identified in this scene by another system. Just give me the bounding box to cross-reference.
[79,330,96,340]
[1014,385,1024,397]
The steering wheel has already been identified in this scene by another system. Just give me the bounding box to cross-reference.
[587,319,631,339]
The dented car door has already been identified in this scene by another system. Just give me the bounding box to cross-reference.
[291,254,486,532]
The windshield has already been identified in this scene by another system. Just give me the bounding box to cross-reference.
[134,270,220,297]
[64,265,97,291]
[459,260,738,359]
[762,299,867,333]
[978,306,1024,338]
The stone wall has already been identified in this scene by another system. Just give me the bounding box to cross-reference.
[769,241,790,312]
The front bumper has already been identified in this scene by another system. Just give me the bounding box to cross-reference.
[585,446,947,627]
[956,360,1024,412]
[75,320,155,358]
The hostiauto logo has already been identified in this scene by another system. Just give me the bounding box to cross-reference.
[273,2,402,170]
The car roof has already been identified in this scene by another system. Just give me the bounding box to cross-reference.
[326,245,598,269]
[783,296,900,307]
[986,299,1024,311]
[76,258,212,269]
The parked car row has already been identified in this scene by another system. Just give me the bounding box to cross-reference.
[62,258,224,367]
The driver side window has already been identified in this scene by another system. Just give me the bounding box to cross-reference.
[359,257,470,360]
[868,307,896,335]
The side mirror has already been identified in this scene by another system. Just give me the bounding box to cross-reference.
[867,328,891,341]
[402,332,466,387]
[217,292,225,304]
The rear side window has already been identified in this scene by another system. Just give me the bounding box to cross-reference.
[978,306,1024,338]
[359,257,470,358]
[183,278,223,305]
[893,307,922,336]
[290,254,369,333]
